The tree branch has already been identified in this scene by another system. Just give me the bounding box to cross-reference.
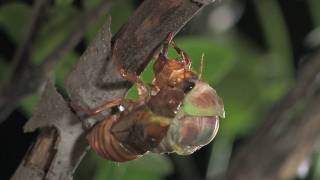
[39,0,113,72]
[225,52,320,180]
[10,0,50,70]
[0,0,51,122]
[12,0,213,179]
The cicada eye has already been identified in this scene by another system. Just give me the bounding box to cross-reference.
[183,80,195,93]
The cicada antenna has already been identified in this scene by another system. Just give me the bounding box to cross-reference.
[199,53,204,80]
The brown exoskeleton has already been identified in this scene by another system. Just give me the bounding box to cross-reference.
[83,33,225,162]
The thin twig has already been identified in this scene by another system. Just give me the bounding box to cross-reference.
[0,0,51,122]
[9,0,50,72]
[0,0,112,123]
[39,0,113,71]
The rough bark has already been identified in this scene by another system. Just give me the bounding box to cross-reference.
[225,52,320,180]
[11,0,214,179]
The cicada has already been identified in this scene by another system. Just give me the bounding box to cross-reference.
[85,33,225,162]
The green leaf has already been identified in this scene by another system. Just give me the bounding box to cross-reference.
[126,61,154,100]
[309,0,320,26]
[217,58,263,137]
[109,1,134,33]
[20,94,39,117]
[309,146,320,180]
[168,37,237,85]
[91,153,173,180]
[85,1,134,41]
[194,34,264,137]
[0,3,31,44]
[254,53,292,104]
[0,56,10,87]
[55,0,74,6]
[32,5,79,64]
[53,52,79,86]
[83,0,103,10]
[125,153,173,176]
[254,0,293,101]
[83,0,104,41]
[210,33,292,137]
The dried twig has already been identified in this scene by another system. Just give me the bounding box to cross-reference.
[10,0,50,70]
[0,0,51,122]
[225,52,320,180]
[39,0,113,71]
[12,0,213,179]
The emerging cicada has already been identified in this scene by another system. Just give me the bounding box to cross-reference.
[85,33,225,162]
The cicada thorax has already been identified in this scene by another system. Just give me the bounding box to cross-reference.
[87,105,171,162]
[147,88,185,117]
[152,59,198,93]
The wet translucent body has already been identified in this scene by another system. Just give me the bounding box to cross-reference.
[152,80,224,155]
[154,114,219,155]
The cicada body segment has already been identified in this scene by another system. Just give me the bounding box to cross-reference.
[87,105,171,162]
[152,80,223,155]
[87,114,140,162]
[153,115,219,155]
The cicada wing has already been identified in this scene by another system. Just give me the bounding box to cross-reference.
[111,106,170,154]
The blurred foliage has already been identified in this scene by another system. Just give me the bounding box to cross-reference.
[308,0,320,26]
[75,151,173,180]
[0,0,320,179]
[56,0,74,7]
[31,5,79,64]
[0,57,9,86]
[0,3,30,44]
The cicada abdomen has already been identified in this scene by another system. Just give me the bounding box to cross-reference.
[87,114,139,162]
[87,105,171,162]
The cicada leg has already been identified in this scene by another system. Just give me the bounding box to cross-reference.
[154,32,174,74]
[162,32,174,57]
[119,67,149,103]
[70,98,131,129]
[171,41,191,70]
[70,98,128,117]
